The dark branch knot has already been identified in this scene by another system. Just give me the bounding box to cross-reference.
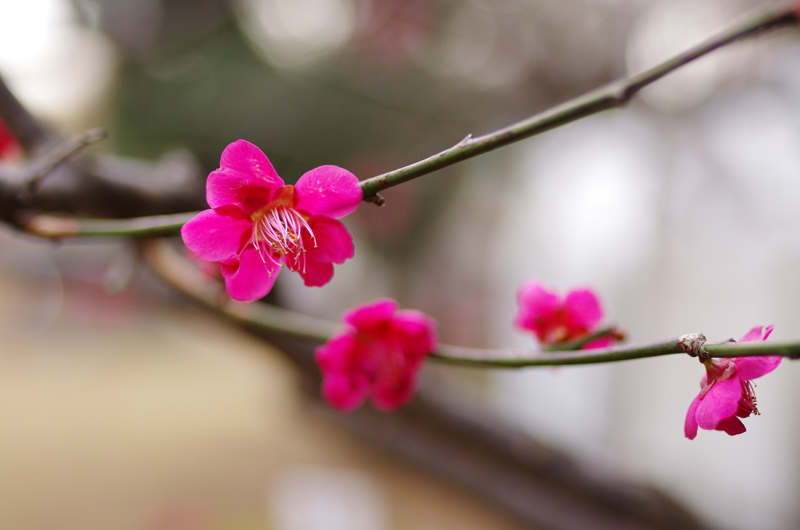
[679,333,708,359]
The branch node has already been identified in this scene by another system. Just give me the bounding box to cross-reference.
[364,193,386,206]
[456,133,473,147]
[678,333,707,358]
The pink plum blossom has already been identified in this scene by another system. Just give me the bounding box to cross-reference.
[315,298,438,412]
[514,279,615,349]
[181,140,362,301]
[684,326,781,440]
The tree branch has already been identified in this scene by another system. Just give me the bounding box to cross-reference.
[139,240,800,368]
[358,1,799,202]
[142,237,714,530]
[24,211,198,239]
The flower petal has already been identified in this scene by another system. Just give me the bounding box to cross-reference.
[581,336,614,350]
[206,140,284,215]
[563,288,603,332]
[393,310,438,359]
[684,396,700,440]
[297,259,334,287]
[740,326,765,343]
[220,139,283,188]
[716,415,746,436]
[321,372,371,412]
[695,377,742,430]
[343,298,398,330]
[207,168,276,216]
[514,280,560,340]
[292,217,355,287]
[222,247,279,301]
[305,216,355,264]
[295,165,363,219]
[371,370,418,412]
[315,332,359,372]
[181,207,252,262]
[735,356,782,381]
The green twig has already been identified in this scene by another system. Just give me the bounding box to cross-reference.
[358,2,798,201]
[142,239,800,368]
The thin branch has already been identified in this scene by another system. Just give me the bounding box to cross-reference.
[358,1,799,201]
[24,211,199,239]
[142,239,800,368]
[22,128,108,197]
[432,340,687,368]
[141,239,339,341]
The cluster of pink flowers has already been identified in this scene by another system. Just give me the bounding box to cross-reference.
[315,299,438,412]
[684,326,781,440]
[514,279,618,349]
[181,140,362,302]
[183,141,785,432]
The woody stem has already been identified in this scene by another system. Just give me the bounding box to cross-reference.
[142,239,800,368]
[358,2,798,203]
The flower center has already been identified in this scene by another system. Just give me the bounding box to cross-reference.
[738,380,759,417]
[361,330,410,391]
[251,204,316,274]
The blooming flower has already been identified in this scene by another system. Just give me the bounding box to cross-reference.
[315,298,438,412]
[514,279,614,349]
[181,140,362,301]
[684,326,781,440]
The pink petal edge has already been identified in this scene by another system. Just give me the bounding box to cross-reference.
[220,139,283,188]
[684,395,700,440]
[344,299,398,330]
[563,288,603,330]
[222,248,279,302]
[295,165,363,219]
[181,208,252,262]
[694,377,742,430]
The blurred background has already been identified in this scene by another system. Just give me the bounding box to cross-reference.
[1,0,800,529]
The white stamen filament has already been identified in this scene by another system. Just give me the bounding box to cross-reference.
[251,206,316,274]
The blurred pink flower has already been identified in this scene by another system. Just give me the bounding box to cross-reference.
[0,116,21,161]
[684,326,781,440]
[514,280,613,349]
[315,298,438,412]
[181,140,362,301]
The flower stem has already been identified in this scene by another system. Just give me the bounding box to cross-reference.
[358,2,798,202]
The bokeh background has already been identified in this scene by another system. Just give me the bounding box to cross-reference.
[1,0,800,529]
